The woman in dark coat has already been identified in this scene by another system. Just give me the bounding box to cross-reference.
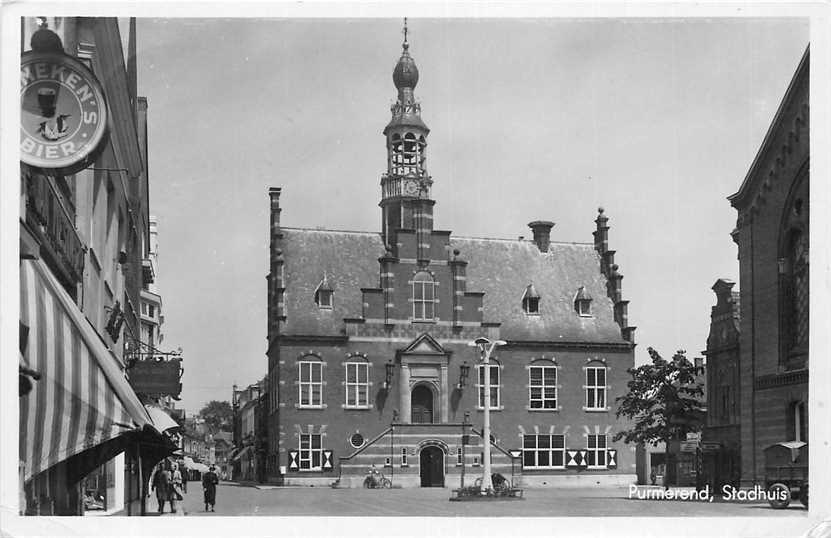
[202,465,219,512]
[151,462,172,514]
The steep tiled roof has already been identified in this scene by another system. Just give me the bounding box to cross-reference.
[279,228,626,345]
[451,237,625,344]
[280,228,386,335]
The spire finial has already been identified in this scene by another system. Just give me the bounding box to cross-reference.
[403,17,409,49]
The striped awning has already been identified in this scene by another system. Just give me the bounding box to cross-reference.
[19,259,153,481]
[144,405,180,433]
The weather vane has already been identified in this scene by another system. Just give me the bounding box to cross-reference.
[403,17,409,46]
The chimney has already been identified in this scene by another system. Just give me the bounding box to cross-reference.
[528,221,555,252]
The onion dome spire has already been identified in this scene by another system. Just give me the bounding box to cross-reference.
[393,18,419,90]
[385,17,428,135]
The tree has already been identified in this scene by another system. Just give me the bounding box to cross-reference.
[199,400,233,433]
[613,347,705,486]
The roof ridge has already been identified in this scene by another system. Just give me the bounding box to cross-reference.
[453,235,594,247]
[281,227,381,236]
[281,227,593,246]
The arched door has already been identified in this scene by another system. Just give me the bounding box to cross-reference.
[420,446,445,487]
[411,385,434,424]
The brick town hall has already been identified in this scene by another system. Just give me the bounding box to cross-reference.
[264,29,638,488]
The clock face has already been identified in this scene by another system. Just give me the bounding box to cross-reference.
[403,179,419,196]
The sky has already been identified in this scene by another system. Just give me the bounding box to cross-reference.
[134,17,808,414]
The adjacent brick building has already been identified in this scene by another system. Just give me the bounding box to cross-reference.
[703,47,809,488]
[265,33,638,488]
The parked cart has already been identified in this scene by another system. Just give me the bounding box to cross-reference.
[763,441,808,509]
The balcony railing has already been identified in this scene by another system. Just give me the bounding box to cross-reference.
[24,172,85,286]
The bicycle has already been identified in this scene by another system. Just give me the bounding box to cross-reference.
[363,470,392,489]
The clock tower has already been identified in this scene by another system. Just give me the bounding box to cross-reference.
[380,21,434,250]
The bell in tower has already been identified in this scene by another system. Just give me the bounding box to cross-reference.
[380,19,434,250]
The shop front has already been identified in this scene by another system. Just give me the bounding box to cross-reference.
[19,259,176,515]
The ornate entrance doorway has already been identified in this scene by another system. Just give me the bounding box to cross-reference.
[411,385,434,424]
[420,446,444,487]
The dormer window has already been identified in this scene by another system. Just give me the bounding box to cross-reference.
[314,275,334,309]
[574,286,592,316]
[522,284,540,315]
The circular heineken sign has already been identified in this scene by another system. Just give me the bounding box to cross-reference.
[20,51,109,175]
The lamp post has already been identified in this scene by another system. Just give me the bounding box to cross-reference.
[468,337,506,493]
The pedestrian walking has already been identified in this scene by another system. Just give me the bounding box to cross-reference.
[181,462,188,493]
[150,462,172,514]
[171,462,184,513]
[202,464,219,512]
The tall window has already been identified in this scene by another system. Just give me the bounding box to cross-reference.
[529,364,557,409]
[522,434,565,469]
[298,359,323,407]
[586,434,607,468]
[412,272,436,321]
[789,401,807,443]
[299,433,322,470]
[476,363,501,409]
[585,366,607,410]
[790,231,809,349]
[344,361,369,407]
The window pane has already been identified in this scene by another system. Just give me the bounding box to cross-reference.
[530,368,542,384]
[598,435,606,448]
[358,364,368,383]
[300,363,309,382]
[543,399,556,409]
[312,435,321,449]
[597,368,605,385]
[490,366,499,384]
[552,450,564,466]
[538,435,550,449]
[544,387,557,399]
[587,451,596,466]
[312,362,321,380]
[544,368,556,384]
[523,451,536,467]
[347,364,356,383]
[300,435,309,449]
[312,451,320,468]
[587,388,595,407]
[588,435,596,449]
[587,368,596,386]
[312,385,321,405]
[530,387,542,400]
[597,390,605,408]
[358,385,367,405]
[523,435,536,449]
[425,283,434,301]
[490,387,499,407]
[553,435,564,448]
[598,451,606,466]
[538,451,550,467]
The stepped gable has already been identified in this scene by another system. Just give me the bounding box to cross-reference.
[279,227,386,335]
[452,236,626,344]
